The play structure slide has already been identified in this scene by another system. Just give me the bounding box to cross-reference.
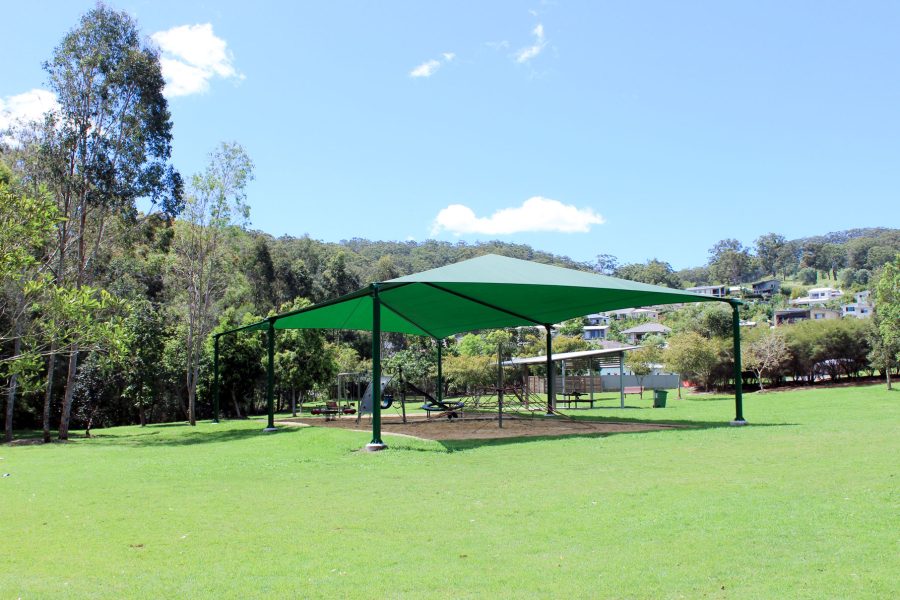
[358,376,393,414]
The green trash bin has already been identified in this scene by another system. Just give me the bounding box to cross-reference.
[653,390,668,408]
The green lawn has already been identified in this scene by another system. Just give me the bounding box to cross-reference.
[2,385,898,598]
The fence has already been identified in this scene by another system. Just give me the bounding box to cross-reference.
[527,374,679,393]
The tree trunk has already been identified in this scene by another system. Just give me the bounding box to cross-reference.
[185,357,199,426]
[139,405,146,427]
[231,389,243,419]
[5,370,16,444]
[185,322,196,425]
[5,325,22,444]
[291,388,297,417]
[42,345,57,443]
[58,345,79,440]
[887,350,893,391]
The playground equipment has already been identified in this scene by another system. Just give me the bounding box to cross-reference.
[356,376,395,422]
[310,401,356,420]
[336,371,368,406]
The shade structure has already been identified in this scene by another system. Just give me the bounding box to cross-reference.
[237,254,724,337]
[217,254,747,448]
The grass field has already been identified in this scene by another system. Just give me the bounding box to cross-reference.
[2,385,898,598]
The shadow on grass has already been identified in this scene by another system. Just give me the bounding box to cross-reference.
[87,422,304,447]
[381,415,798,453]
[441,424,796,452]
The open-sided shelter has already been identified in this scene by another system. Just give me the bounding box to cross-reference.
[215,254,747,450]
[504,346,640,409]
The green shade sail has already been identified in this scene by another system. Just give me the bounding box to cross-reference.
[233,254,726,338]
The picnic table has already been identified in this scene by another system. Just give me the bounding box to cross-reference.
[623,386,644,398]
[558,391,594,408]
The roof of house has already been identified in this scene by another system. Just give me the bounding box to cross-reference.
[621,323,672,335]
[503,346,640,366]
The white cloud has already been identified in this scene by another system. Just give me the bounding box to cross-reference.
[0,89,59,131]
[431,196,604,236]
[410,59,442,78]
[151,23,242,97]
[515,23,546,63]
[409,52,456,78]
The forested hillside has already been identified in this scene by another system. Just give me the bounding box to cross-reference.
[602,228,900,289]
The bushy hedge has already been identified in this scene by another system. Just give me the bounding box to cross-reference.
[666,317,883,390]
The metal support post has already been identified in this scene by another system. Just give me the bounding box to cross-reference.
[264,319,277,431]
[619,352,625,409]
[366,285,387,450]
[436,339,443,403]
[589,357,595,407]
[498,342,504,428]
[213,335,220,423]
[731,301,748,425]
[399,366,407,424]
[545,325,554,414]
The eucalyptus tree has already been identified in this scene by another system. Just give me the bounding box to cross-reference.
[171,142,253,425]
[0,180,59,442]
[755,233,786,278]
[32,5,181,439]
[708,239,751,284]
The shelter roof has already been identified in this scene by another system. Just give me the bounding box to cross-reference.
[503,346,640,366]
[226,254,725,339]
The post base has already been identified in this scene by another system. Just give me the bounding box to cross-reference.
[262,427,278,432]
[729,419,749,427]
[364,442,388,452]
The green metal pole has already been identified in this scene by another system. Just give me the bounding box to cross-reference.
[731,301,747,425]
[545,324,554,414]
[497,342,503,428]
[436,339,443,403]
[213,335,220,423]
[264,319,276,431]
[367,285,386,450]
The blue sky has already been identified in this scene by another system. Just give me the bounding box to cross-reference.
[2,1,898,269]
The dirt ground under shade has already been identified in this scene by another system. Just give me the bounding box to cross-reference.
[278,414,683,441]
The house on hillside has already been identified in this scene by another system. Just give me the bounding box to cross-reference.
[792,287,844,306]
[608,307,660,321]
[621,322,671,344]
[582,325,609,341]
[751,279,781,298]
[686,284,728,298]
[841,290,874,319]
[585,313,610,326]
[774,307,841,326]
